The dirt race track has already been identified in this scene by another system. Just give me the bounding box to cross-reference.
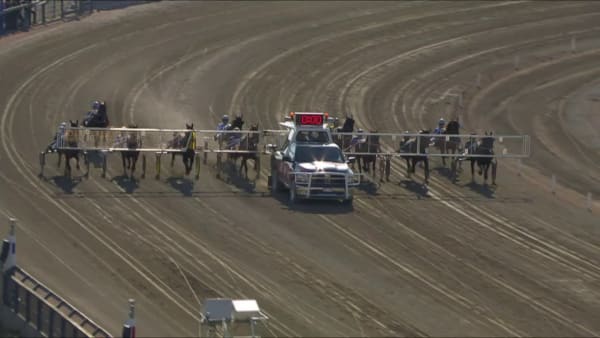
[1,1,600,337]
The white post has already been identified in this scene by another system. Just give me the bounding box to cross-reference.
[250,319,256,338]
[3,218,16,273]
[122,298,136,338]
[587,192,592,211]
[514,55,520,70]
[571,36,576,53]
[551,174,556,194]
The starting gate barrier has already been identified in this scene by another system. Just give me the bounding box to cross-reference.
[39,125,531,180]
[331,132,531,158]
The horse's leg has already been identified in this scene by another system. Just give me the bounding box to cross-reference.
[131,154,138,178]
[57,152,62,168]
[75,153,80,170]
[491,160,497,185]
[470,160,475,182]
[171,153,175,168]
[182,153,188,175]
[122,154,127,176]
[184,151,193,175]
[241,158,247,178]
[64,155,70,178]
[441,142,446,167]
[483,163,489,184]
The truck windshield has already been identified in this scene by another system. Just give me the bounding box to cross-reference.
[295,146,345,163]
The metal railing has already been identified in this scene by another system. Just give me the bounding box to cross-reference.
[2,266,112,338]
[1,0,157,36]
[1,0,93,35]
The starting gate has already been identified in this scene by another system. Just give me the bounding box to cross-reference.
[39,122,531,183]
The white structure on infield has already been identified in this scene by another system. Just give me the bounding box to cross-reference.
[200,298,268,338]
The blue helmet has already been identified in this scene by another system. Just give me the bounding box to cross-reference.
[438,118,445,126]
[222,115,229,123]
[92,101,101,110]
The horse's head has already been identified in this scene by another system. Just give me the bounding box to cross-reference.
[232,115,244,130]
[186,123,194,130]
[69,120,79,127]
[481,131,495,149]
[342,116,354,132]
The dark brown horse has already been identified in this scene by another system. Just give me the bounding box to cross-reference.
[355,131,381,180]
[121,124,141,179]
[169,123,196,175]
[399,129,430,185]
[238,123,260,179]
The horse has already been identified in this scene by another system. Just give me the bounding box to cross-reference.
[230,123,260,178]
[229,115,244,131]
[355,131,381,180]
[83,100,109,147]
[60,120,83,179]
[334,116,355,150]
[432,118,461,168]
[471,131,496,185]
[120,124,141,179]
[399,129,430,185]
[239,124,260,178]
[168,123,196,176]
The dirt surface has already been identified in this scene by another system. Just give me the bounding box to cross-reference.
[1,1,599,337]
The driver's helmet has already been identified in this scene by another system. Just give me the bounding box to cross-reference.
[91,101,101,110]
[438,118,445,127]
[222,115,229,123]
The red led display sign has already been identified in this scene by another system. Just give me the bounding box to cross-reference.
[296,114,323,126]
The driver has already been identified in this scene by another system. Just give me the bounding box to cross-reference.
[46,122,67,152]
[84,100,108,127]
[431,118,445,144]
[215,115,230,141]
[461,133,478,158]
[217,115,229,131]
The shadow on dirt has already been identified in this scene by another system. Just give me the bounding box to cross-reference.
[166,177,194,197]
[464,181,496,199]
[51,175,82,194]
[217,164,258,194]
[398,179,430,199]
[112,175,140,194]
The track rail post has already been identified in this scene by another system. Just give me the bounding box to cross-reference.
[39,152,46,177]
[101,152,107,178]
[155,153,161,180]
[195,153,201,180]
